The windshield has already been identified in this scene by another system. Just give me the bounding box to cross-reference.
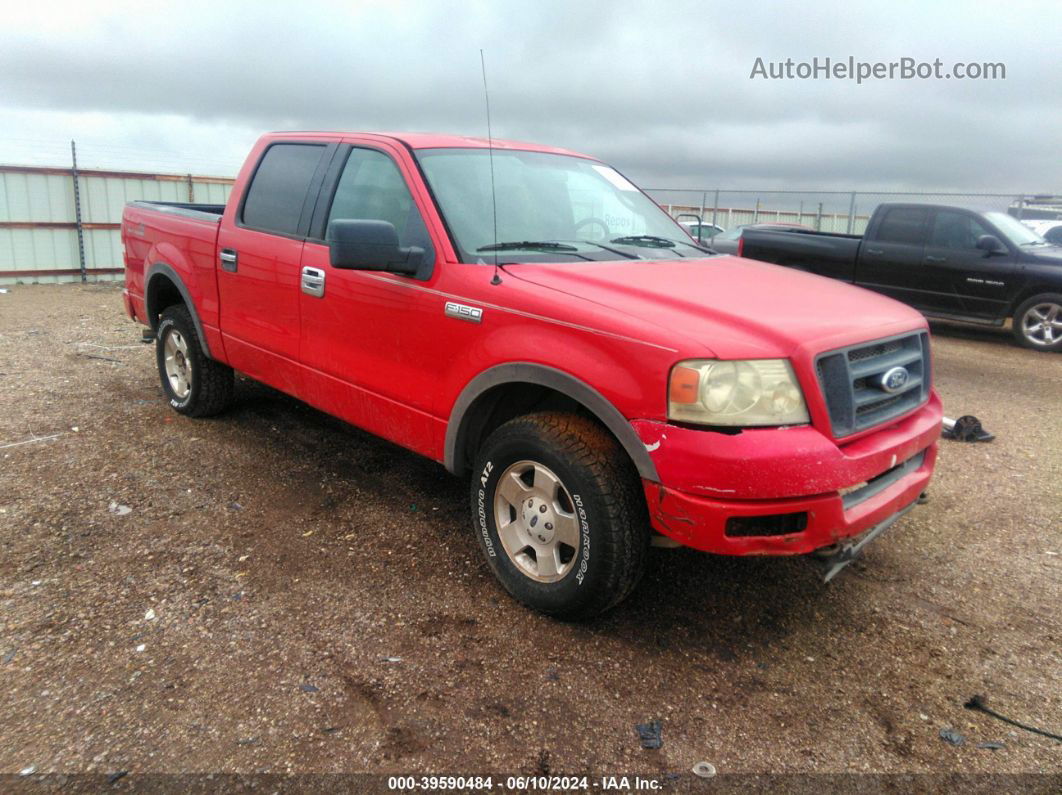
[986,211,1046,246]
[415,148,699,262]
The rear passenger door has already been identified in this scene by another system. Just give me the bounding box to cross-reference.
[855,206,956,312]
[216,141,333,394]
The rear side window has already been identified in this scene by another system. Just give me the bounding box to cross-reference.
[241,144,326,236]
[875,207,929,245]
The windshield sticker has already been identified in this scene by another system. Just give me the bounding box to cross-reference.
[591,165,639,192]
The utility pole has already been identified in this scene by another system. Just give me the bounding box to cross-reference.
[71,140,87,283]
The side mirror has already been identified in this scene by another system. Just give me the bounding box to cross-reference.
[975,234,1006,255]
[327,219,423,275]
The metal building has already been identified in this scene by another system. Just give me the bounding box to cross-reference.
[0,165,233,285]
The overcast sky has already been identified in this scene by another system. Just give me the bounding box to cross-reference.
[1,0,1058,193]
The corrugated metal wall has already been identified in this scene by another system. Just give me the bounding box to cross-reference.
[0,166,233,285]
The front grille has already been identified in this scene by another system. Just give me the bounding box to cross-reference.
[816,331,930,438]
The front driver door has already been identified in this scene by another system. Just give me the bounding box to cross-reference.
[923,209,1016,320]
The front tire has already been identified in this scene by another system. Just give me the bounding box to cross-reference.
[1012,293,1062,351]
[156,305,234,416]
[470,412,649,619]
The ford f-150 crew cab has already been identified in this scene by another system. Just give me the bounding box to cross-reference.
[122,132,942,618]
[739,203,1062,352]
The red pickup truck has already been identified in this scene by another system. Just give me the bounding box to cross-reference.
[122,132,942,617]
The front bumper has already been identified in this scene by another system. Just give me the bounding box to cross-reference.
[636,392,942,555]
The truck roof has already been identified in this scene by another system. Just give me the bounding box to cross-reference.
[262,131,590,158]
[874,201,1002,215]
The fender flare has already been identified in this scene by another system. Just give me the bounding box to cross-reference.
[144,262,213,359]
[444,362,659,482]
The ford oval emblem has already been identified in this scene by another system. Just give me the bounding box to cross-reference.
[878,366,910,393]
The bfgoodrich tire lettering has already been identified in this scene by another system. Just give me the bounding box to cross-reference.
[155,305,235,417]
[470,412,649,619]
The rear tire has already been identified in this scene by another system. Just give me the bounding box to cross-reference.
[1012,293,1062,351]
[156,305,234,417]
[469,412,649,619]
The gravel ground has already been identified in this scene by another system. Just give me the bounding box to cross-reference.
[0,284,1059,785]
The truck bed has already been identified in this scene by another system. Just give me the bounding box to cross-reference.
[740,227,862,282]
[122,201,225,329]
[127,200,226,222]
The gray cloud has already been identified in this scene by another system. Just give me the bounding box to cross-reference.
[0,0,1058,191]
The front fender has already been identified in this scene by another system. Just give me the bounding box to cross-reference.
[444,362,660,483]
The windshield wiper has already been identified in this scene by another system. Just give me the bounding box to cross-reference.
[478,240,579,252]
[609,235,677,248]
[571,240,641,259]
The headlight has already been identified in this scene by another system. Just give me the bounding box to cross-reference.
[668,359,810,427]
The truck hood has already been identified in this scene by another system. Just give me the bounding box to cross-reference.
[504,255,926,359]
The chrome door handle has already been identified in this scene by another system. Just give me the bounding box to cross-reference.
[925,255,947,263]
[865,248,884,255]
[219,249,238,272]
[301,266,326,298]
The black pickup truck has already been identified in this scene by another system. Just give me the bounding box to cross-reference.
[740,203,1062,351]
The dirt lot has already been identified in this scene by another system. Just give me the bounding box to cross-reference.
[0,284,1059,784]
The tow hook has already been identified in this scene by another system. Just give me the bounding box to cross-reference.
[810,501,917,582]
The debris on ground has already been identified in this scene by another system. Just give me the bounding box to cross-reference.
[977,741,1005,750]
[78,352,122,364]
[144,608,156,621]
[108,501,132,516]
[964,694,1062,741]
[19,765,36,776]
[0,432,63,450]
[545,666,559,681]
[108,771,129,784]
[942,415,994,442]
[691,761,716,778]
[938,727,965,746]
[379,656,402,664]
[299,683,319,693]
[635,720,663,749]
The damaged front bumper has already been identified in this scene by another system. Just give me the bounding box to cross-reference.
[811,499,917,582]
[636,394,942,556]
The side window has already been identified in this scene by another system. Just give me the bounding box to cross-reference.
[241,144,326,236]
[929,210,989,250]
[327,148,433,257]
[875,207,929,245]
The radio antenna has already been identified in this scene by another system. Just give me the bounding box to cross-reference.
[480,49,502,285]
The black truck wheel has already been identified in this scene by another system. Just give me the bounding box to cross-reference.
[470,412,649,619]
[156,305,234,416]
[1012,293,1062,351]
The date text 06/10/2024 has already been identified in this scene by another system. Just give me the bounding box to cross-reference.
[386,775,667,791]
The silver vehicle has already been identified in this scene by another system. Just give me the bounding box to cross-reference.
[708,222,812,255]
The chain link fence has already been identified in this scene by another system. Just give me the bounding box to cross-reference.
[644,189,1062,235]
